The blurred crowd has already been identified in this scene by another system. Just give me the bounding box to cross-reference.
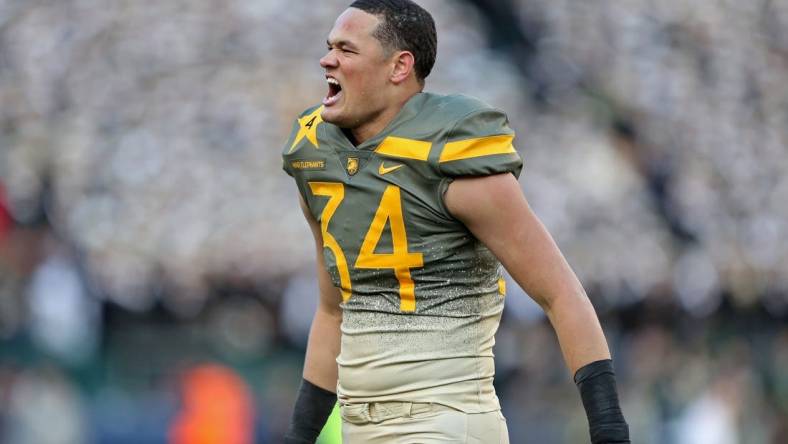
[0,0,786,443]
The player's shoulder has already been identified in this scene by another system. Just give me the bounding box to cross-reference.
[438,93,498,114]
[419,93,499,121]
[282,103,324,157]
[421,94,521,178]
[417,93,512,138]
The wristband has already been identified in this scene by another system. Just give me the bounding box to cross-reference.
[283,379,337,444]
[574,359,630,444]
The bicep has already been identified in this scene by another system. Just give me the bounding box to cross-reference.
[444,174,585,309]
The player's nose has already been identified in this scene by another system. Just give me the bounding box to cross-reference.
[320,50,338,69]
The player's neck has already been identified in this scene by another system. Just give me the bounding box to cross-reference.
[350,110,397,146]
[350,90,421,145]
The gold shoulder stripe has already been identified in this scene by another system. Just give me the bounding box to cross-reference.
[375,136,432,161]
[439,134,516,163]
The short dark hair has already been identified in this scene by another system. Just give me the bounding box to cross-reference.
[349,0,437,83]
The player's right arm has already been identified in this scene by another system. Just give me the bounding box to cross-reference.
[301,195,343,390]
[283,196,342,444]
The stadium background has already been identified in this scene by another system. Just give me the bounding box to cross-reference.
[1,0,787,442]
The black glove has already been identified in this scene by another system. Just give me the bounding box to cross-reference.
[574,359,630,444]
[283,379,337,444]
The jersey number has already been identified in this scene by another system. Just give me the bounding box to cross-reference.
[304,116,317,129]
[309,182,424,311]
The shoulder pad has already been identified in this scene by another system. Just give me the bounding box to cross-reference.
[415,94,493,128]
[282,104,325,177]
[434,100,523,178]
[282,104,324,156]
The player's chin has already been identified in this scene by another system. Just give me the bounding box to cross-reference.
[321,107,345,125]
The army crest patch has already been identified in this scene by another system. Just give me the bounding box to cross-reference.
[346,157,359,176]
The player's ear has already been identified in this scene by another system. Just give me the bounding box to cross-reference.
[390,50,415,85]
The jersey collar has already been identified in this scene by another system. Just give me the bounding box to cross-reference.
[322,92,431,152]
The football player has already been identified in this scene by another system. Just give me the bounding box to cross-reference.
[282,1,630,442]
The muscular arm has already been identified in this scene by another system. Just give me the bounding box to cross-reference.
[283,196,342,444]
[446,173,629,443]
[300,195,343,390]
[444,173,608,374]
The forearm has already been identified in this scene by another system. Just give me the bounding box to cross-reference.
[545,291,629,443]
[303,306,342,390]
[284,304,342,444]
[543,289,610,374]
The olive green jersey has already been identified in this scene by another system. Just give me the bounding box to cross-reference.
[282,92,523,413]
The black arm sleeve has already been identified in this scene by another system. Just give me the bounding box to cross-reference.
[574,359,631,444]
[283,378,337,444]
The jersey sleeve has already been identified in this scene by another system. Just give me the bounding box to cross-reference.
[435,107,523,178]
[281,104,322,178]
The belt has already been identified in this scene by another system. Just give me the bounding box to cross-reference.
[340,401,456,424]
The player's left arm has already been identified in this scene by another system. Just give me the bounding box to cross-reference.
[445,172,630,444]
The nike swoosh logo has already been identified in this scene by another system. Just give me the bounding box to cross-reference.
[379,162,404,175]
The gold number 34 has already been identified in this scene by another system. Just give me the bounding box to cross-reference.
[309,182,424,311]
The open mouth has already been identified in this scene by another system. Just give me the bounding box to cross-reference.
[324,77,342,106]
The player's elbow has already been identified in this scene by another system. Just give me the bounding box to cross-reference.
[316,298,343,321]
[538,287,592,318]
